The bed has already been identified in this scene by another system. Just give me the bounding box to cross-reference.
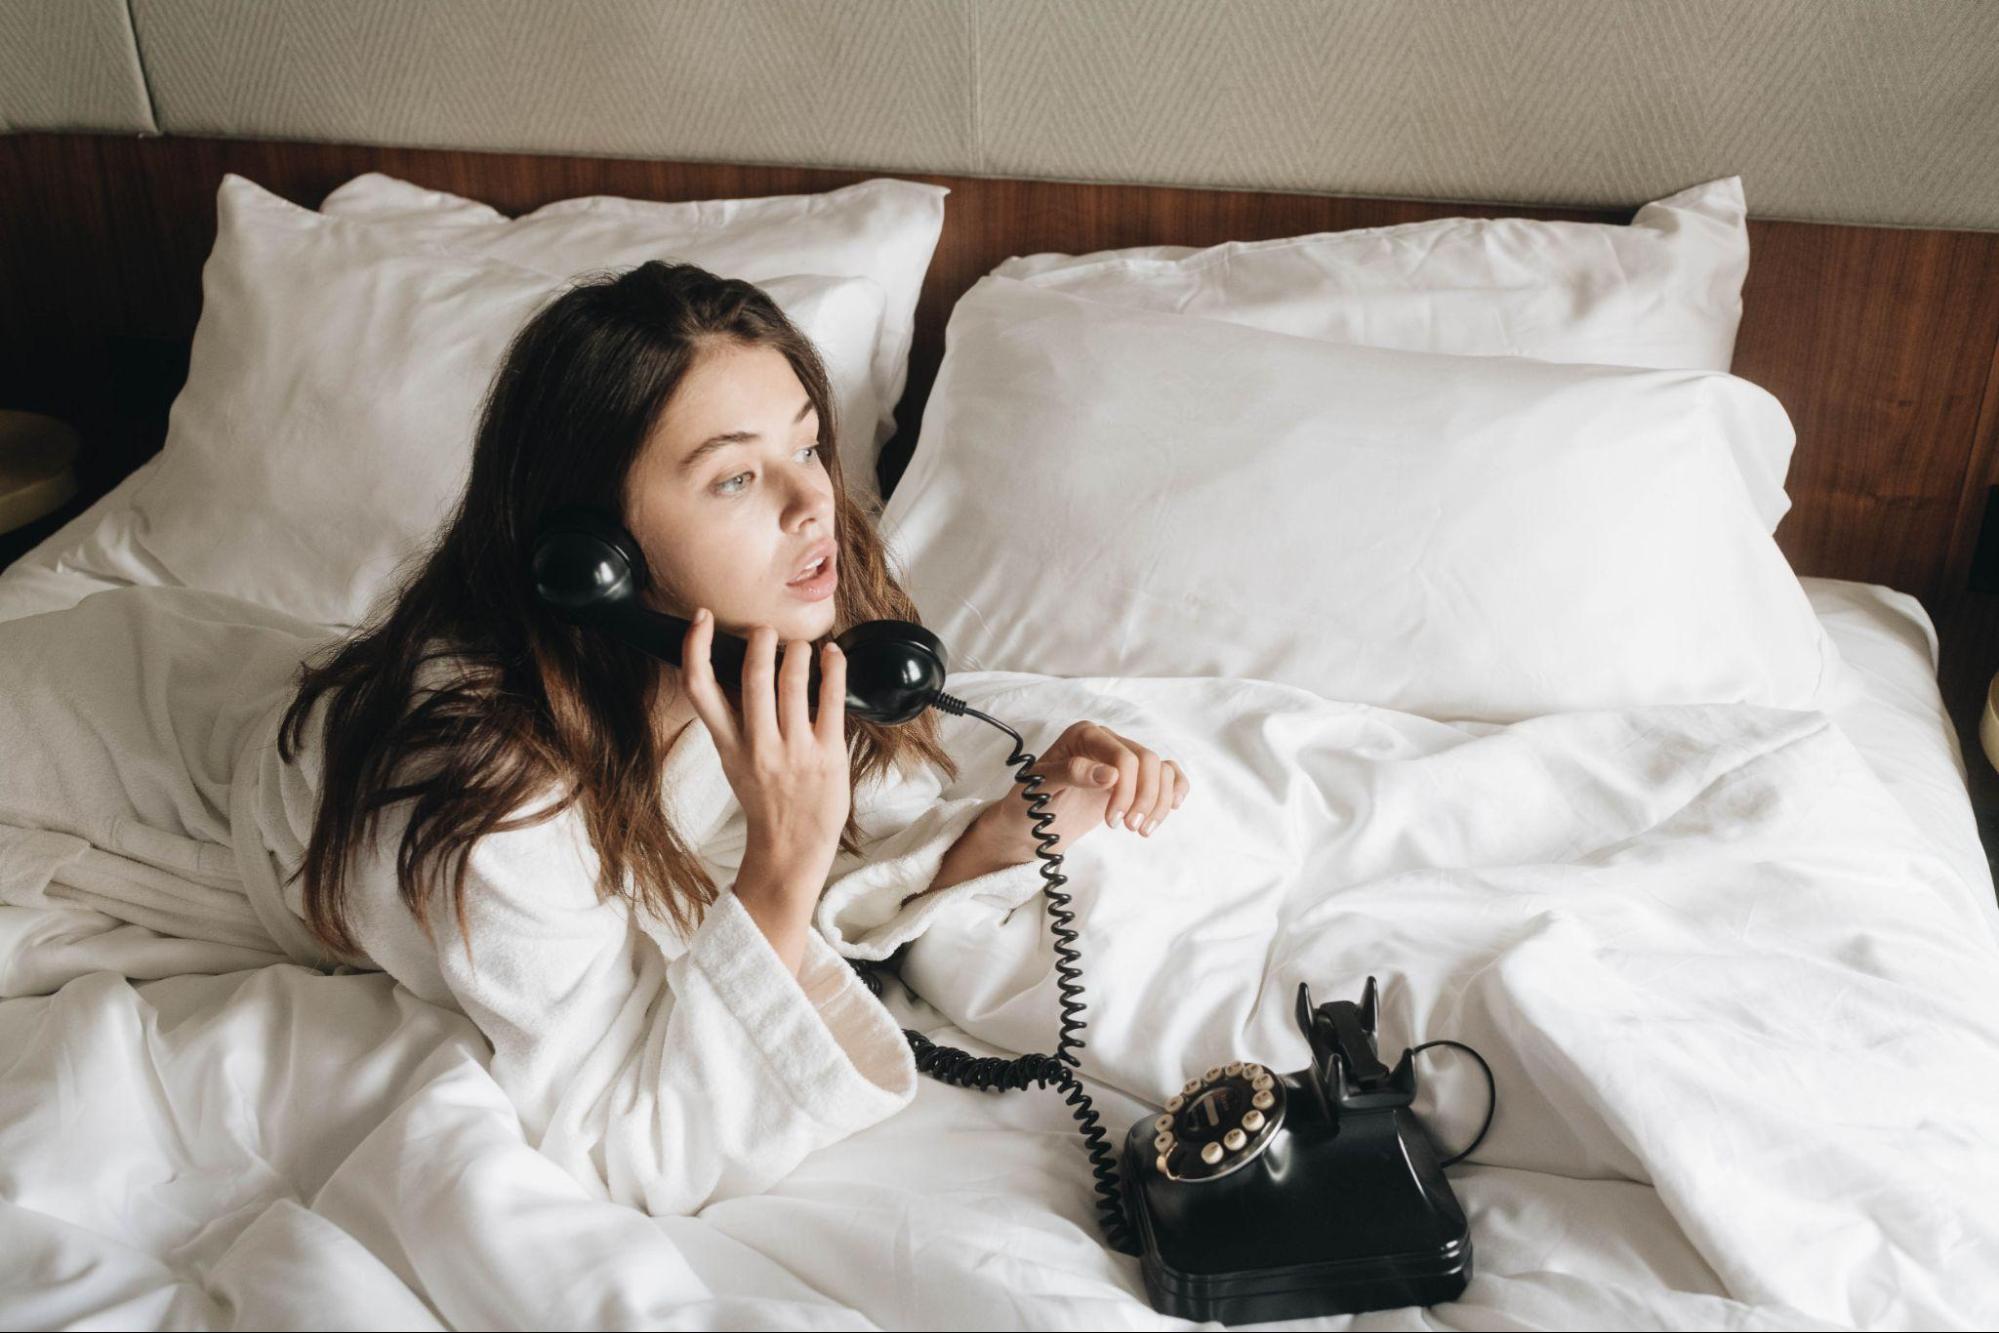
[4,134,1999,1332]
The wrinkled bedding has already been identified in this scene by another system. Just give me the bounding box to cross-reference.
[2,563,1997,1330]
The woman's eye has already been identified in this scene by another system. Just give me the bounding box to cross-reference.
[713,446,818,496]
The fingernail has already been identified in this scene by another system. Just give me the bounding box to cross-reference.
[1142,818,1157,836]
[1107,808,1123,827]
[696,607,709,623]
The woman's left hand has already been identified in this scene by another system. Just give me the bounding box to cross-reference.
[981,720,1191,856]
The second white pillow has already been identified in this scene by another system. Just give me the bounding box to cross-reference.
[997,177,1747,372]
[881,276,1842,724]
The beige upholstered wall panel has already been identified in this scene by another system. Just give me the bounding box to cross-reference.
[977,0,1999,230]
[31,0,1999,231]
[129,0,979,170]
[0,0,155,133]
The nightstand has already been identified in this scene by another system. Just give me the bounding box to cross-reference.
[0,411,83,572]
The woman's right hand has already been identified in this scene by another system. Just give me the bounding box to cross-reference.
[680,608,849,971]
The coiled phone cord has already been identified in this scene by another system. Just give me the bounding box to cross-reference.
[849,690,1140,1255]
[847,693,1500,1251]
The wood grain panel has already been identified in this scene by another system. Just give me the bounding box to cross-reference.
[1734,220,1999,597]
[3,131,1996,613]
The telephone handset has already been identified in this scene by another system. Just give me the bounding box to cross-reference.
[529,506,946,725]
[529,506,1498,1322]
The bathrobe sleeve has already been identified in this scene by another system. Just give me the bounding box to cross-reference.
[377,797,919,1219]
[812,754,1049,963]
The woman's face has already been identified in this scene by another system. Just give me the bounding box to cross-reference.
[625,339,840,646]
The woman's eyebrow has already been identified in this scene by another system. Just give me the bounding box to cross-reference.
[678,399,816,474]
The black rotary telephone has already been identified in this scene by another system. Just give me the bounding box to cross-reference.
[530,504,1497,1322]
[1119,978,1494,1322]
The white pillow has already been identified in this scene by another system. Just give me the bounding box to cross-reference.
[998,176,1745,370]
[992,178,1782,530]
[320,171,949,509]
[881,277,1843,724]
[100,173,890,629]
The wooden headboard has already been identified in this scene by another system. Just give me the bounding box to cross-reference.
[4,131,1998,615]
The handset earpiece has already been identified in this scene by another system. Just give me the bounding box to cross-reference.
[529,506,947,725]
[529,506,751,684]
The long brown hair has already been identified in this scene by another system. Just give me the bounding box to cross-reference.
[278,260,958,962]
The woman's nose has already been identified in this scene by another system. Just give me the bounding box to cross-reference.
[786,482,833,527]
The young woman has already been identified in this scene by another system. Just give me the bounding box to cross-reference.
[264,260,1192,1215]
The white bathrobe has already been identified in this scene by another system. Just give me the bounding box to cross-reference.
[0,585,1049,1217]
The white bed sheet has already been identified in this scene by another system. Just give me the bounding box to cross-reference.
[3,472,1997,1331]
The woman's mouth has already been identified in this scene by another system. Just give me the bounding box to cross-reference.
[784,551,837,600]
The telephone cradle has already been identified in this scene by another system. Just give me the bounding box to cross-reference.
[1119,977,1485,1325]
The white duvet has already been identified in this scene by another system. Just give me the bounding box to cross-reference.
[4,580,1999,1330]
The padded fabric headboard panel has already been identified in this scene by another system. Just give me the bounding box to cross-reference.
[3,0,1995,232]
[0,0,152,132]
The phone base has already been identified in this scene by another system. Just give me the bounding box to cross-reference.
[1118,1123,1472,1325]
[1116,978,1481,1326]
